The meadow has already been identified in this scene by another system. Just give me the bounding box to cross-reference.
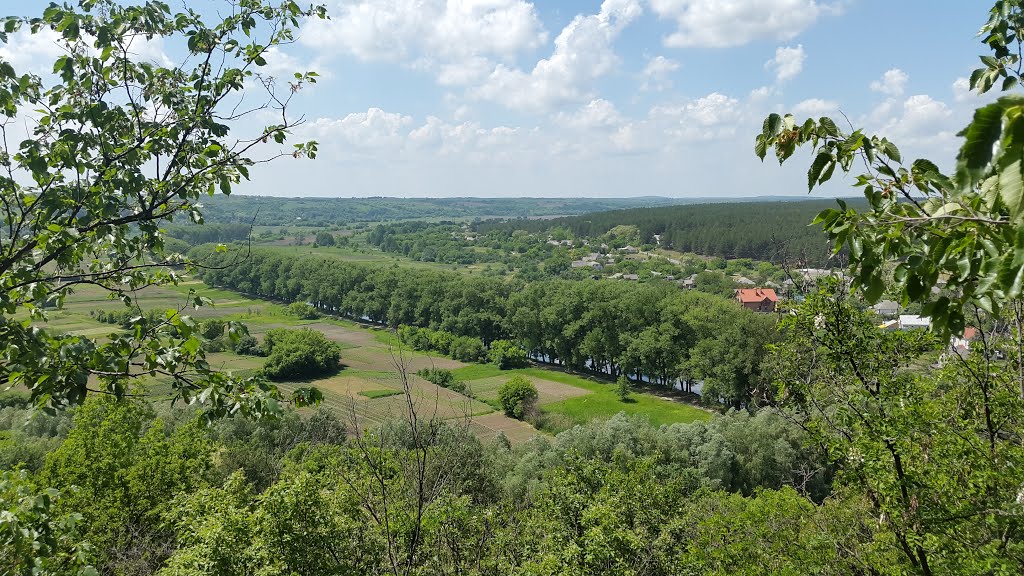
[27,278,711,442]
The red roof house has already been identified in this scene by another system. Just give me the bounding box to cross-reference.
[735,288,778,313]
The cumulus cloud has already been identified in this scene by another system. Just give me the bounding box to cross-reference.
[473,0,642,112]
[640,55,680,91]
[792,98,838,116]
[300,108,413,150]
[300,0,546,86]
[766,45,805,83]
[0,27,65,73]
[650,0,833,48]
[556,99,624,129]
[870,68,909,97]
[608,92,742,151]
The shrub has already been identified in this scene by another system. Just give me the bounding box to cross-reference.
[497,375,538,420]
[260,328,341,381]
[615,376,634,402]
[417,368,456,388]
[488,339,528,369]
[233,334,264,356]
[314,231,335,247]
[450,336,487,362]
[286,302,321,320]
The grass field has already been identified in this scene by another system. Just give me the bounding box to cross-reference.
[26,277,712,442]
[453,365,710,430]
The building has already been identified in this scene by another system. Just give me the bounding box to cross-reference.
[870,300,900,317]
[735,288,778,313]
[951,327,978,357]
[571,260,602,270]
[898,315,931,330]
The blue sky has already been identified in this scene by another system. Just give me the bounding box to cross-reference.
[4,1,1001,198]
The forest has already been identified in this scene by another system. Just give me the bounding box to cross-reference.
[196,194,708,226]
[4,0,1024,575]
[474,200,862,266]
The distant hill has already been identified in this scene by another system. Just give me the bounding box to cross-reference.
[198,194,823,226]
[474,199,865,267]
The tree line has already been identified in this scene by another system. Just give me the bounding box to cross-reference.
[474,200,860,267]
[190,245,778,406]
[197,195,699,226]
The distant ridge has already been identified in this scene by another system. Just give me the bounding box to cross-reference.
[201,194,853,226]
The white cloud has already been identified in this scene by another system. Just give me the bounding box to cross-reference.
[952,77,978,102]
[766,45,805,83]
[870,68,909,97]
[473,0,642,112]
[0,27,66,73]
[301,0,546,86]
[611,92,742,151]
[556,99,623,129]
[640,55,680,91]
[300,108,413,150]
[792,98,838,116]
[650,0,833,48]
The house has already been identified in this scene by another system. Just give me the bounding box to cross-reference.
[735,288,778,313]
[571,260,602,270]
[899,315,931,330]
[733,275,756,286]
[951,326,978,356]
[623,274,640,281]
[870,300,900,318]
[680,274,697,289]
[621,245,638,254]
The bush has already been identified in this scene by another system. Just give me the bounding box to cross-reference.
[417,367,456,387]
[450,336,487,362]
[314,231,335,247]
[416,368,469,395]
[497,375,538,420]
[233,334,264,356]
[261,328,341,381]
[286,302,321,320]
[615,376,634,402]
[488,339,528,369]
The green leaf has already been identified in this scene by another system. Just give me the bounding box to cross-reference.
[956,98,1018,188]
[997,156,1024,218]
[803,152,829,191]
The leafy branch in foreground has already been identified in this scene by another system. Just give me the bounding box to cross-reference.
[755,1,1024,339]
[0,0,326,416]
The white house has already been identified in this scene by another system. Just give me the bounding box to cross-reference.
[899,315,931,330]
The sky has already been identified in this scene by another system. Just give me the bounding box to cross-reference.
[3,1,1003,198]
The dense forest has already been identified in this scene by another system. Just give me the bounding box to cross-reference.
[474,200,862,266]
[190,244,778,406]
[2,392,843,576]
[197,195,722,226]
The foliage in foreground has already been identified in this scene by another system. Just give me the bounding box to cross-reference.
[0,0,325,417]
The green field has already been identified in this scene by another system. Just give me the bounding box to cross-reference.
[28,278,711,442]
[453,365,710,430]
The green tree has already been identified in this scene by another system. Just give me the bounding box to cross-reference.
[497,375,538,420]
[0,0,325,417]
[261,328,341,381]
[41,396,213,575]
[756,3,1024,571]
[488,339,528,369]
[615,375,633,402]
[0,470,96,576]
[314,231,336,247]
